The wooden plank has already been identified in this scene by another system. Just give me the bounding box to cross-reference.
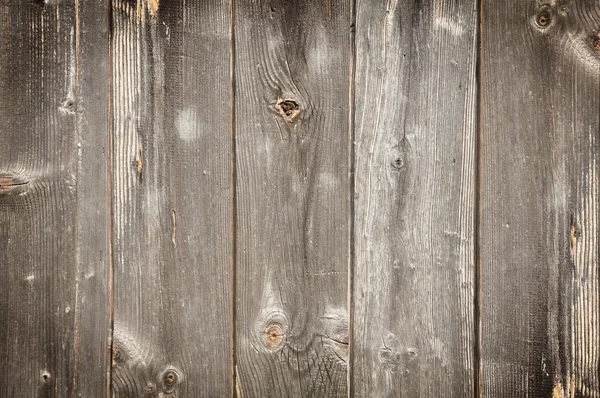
[480,1,600,396]
[110,0,232,396]
[234,1,352,396]
[352,0,478,396]
[0,0,110,396]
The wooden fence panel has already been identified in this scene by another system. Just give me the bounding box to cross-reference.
[110,0,232,396]
[3,1,600,396]
[234,1,352,396]
[0,0,110,396]
[480,1,600,396]
[353,0,478,396]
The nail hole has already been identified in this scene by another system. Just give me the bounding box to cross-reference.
[41,371,50,382]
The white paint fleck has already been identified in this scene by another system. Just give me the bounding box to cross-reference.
[434,17,464,36]
[176,107,200,142]
[59,27,76,115]
[318,172,339,188]
[306,28,334,71]
[162,21,170,43]
[432,1,464,37]
[25,274,35,282]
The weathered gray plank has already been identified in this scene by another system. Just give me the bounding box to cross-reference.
[110,0,232,396]
[0,0,110,396]
[480,1,600,396]
[234,1,352,396]
[352,0,478,396]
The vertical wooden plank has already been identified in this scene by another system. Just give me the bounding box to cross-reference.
[0,0,110,396]
[480,1,600,396]
[110,0,232,396]
[73,0,112,395]
[353,0,478,396]
[234,1,352,396]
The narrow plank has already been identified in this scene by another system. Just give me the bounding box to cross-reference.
[110,0,232,396]
[480,1,600,396]
[0,0,110,396]
[352,0,478,396]
[234,1,352,396]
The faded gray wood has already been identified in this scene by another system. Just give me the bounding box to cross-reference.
[352,0,478,396]
[110,0,232,396]
[480,1,600,396]
[234,1,352,396]
[0,0,110,396]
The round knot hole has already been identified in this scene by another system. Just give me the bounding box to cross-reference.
[535,10,551,28]
[391,157,404,170]
[275,99,300,122]
[265,323,284,348]
[41,371,51,383]
[162,370,179,388]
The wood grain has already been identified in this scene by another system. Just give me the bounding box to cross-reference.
[234,1,352,396]
[0,0,110,396]
[352,0,478,396]
[110,0,232,396]
[480,1,600,396]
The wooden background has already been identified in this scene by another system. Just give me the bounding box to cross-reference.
[0,0,598,397]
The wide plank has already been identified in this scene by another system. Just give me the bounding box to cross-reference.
[110,0,232,396]
[480,1,600,396]
[234,1,352,396]
[352,0,478,396]
[0,0,110,395]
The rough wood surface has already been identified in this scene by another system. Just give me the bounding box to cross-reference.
[110,0,232,396]
[4,1,600,396]
[234,1,352,396]
[352,0,478,396]
[480,1,600,396]
[0,0,110,396]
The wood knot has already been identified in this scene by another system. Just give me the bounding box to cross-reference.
[254,309,289,351]
[558,6,568,16]
[388,140,411,173]
[0,177,14,192]
[534,6,552,29]
[591,35,600,55]
[0,176,30,195]
[58,98,76,115]
[265,323,284,348]
[391,157,404,170]
[161,369,180,393]
[112,346,122,365]
[275,98,300,122]
[407,348,418,358]
[378,332,418,371]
